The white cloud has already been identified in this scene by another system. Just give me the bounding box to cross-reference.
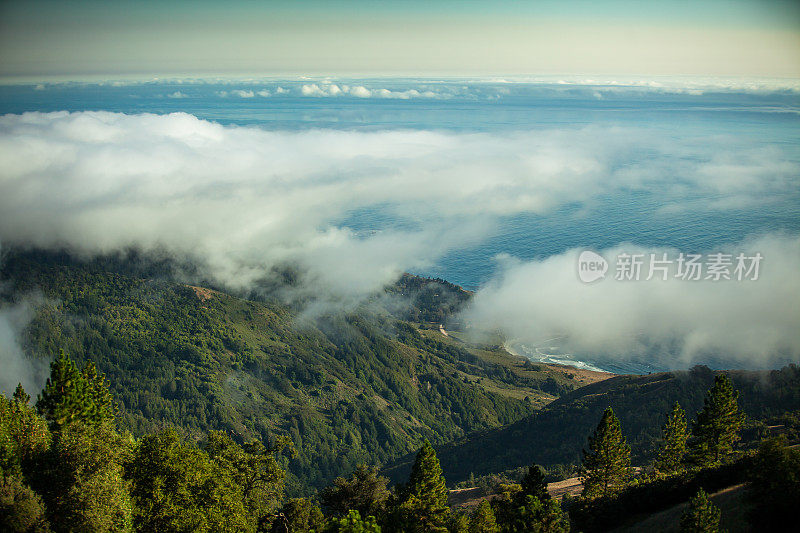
[0,296,50,398]
[167,91,187,98]
[0,111,797,356]
[301,83,328,96]
[462,234,800,367]
[298,82,444,99]
[350,86,372,98]
[216,89,255,98]
[257,89,271,97]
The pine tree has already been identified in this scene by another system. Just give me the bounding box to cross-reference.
[491,465,568,532]
[0,473,51,533]
[469,500,498,533]
[689,374,744,465]
[745,437,800,531]
[510,495,569,533]
[516,465,550,505]
[332,510,382,533]
[12,385,29,406]
[679,488,721,532]
[36,352,91,429]
[36,354,115,430]
[655,402,688,474]
[580,407,631,499]
[320,464,390,519]
[81,362,116,426]
[394,440,450,532]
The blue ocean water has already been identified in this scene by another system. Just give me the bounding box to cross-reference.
[2,79,798,373]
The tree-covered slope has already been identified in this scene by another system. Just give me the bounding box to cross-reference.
[0,250,573,493]
[385,364,800,485]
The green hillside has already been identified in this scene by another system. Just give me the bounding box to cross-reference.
[0,250,578,493]
[385,365,800,484]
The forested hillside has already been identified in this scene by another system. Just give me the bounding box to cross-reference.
[393,365,800,485]
[0,250,575,493]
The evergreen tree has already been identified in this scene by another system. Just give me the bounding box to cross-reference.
[516,465,549,505]
[278,497,325,533]
[508,495,569,533]
[320,464,390,519]
[0,395,51,477]
[12,385,30,406]
[329,510,382,533]
[655,402,688,474]
[393,440,450,533]
[36,354,116,430]
[36,352,91,429]
[447,511,470,533]
[580,407,631,499]
[689,374,744,465]
[745,437,800,531]
[679,488,721,533]
[469,500,498,533]
[489,465,568,533]
[81,362,116,427]
[0,473,51,533]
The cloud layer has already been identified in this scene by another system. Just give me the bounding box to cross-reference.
[0,110,798,365]
[463,234,800,368]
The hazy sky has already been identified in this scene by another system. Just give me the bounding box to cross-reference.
[1,0,799,81]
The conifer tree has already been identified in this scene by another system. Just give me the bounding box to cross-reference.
[394,440,450,532]
[655,402,688,474]
[516,465,550,505]
[510,496,569,533]
[689,374,744,465]
[36,354,115,430]
[0,473,51,533]
[490,464,568,533]
[679,488,721,532]
[469,500,498,533]
[320,464,390,519]
[36,352,91,429]
[745,437,800,530]
[81,361,115,426]
[580,407,631,499]
[332,510,382,533]
[12,385,29,406]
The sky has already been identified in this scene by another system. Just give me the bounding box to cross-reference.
[1,0,799,81]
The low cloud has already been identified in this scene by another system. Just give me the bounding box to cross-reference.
[216,89,256,98]
[462,234,800,368]
[299,82,444,99]
[0,296,49,399]
[0,111,797,366]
